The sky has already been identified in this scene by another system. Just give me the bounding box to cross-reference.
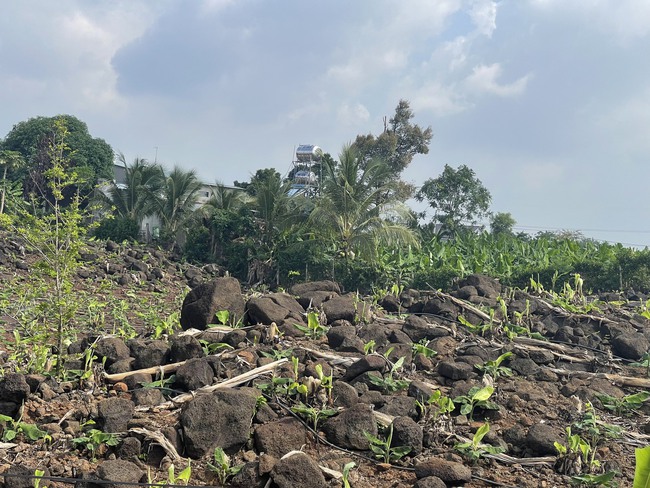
[1,0,650,246]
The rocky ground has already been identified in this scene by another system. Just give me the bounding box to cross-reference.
[1,236,650,488]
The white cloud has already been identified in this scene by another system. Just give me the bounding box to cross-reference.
[464,63,531,97]
[411,82,469,116]
[337,103,371,126]
[529,0,650,41]
[469,0,498,37]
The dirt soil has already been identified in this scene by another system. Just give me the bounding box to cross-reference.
[0,236,649,488]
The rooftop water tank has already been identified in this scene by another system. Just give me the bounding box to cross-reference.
[295,145,323,162]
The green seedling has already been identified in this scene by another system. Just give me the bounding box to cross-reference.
[363,340,376,355]
[417,390,455,423]
[207,447,243,485]
[412,339,437,358]
[148,462,192,487]
[71,423,120,458]
[364,424,412,464]
[476,352,513,380]
[342,461,356,488]
[315,363,333,402]
[453,386,499,421]
[630,352,650,377]
[199,340,233,355]
[458,314,492,336]
[596,391,650,416]
[260,347,294,361]
[291,402,338,430]
[294,311,329,339]
[33,469,46,488]
[454,422,505,463]
[569,471,618,487]
[368,356,410,394]
[555,427,599,476]
[0,413,52,443]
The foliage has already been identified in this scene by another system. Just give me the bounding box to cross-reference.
[93,215,140,242]
[596,392,650,416]
[71,425,120,458]
[207,447,242,485]
[416,164,492,236]
[291,402,338,430]
[454,422,505,462]
[3,115,113,204]
[453,386,499,421]
[634,445,650,488]
[94,154,164,226]
[0,149,25,215]
[476,352,514,380]
[368,356,410,393]
[417,390,455,424]
[352,99,433,200]
[490,212,516,236]
[309,144,418,279]
[342,461,356,488]
[570,471,618,487]
[154,165,203,247]
[294,311,329,339]
[364,424,412,464]
[0,414,51,443]
[8,118,94,375]
[412,339,437,358]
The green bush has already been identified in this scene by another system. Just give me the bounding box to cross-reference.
[94,216,139,242]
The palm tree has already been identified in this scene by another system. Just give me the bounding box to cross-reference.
[155,166,203,245]
[309,144,418,267]
[0,149,26,215]
[96,153,164,225]
[194,183,254,262]
[248,174,310,284]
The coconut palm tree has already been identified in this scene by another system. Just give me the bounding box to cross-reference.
[96,153,164,225]
[248,173,310,284]
[154,165,203,246]
[193,183,254,262]
[309,144,418,268]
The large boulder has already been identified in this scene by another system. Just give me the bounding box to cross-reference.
[180,277,245,330]
[180,388,258,458]
[245,293,305,327]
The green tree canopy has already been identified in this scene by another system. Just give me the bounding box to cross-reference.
[352,99,432,200]
[310,144,417,266]
[490,212,516,236]
[234,168,282,196]
[416,164,492,236]
[2,115,113,194]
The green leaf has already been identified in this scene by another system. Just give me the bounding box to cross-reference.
[634,446,650,488]
[474,423,490,444]
[472,386,494,402]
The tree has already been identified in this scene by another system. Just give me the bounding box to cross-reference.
[352,100,433,200]
[2,115,113,197]
[234,168,282,197]
[0,149,25,215]
[10,118,93,375]
[190,184,254,266]
[416,164,492,236]
[310,144,417,272]
[155,166,203,246]
[490,212,516,236]
[95,153,165,225]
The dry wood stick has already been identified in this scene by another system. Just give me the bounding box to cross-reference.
[160,358,288,407]
[102,349,243,383]
[546,367,650,388]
